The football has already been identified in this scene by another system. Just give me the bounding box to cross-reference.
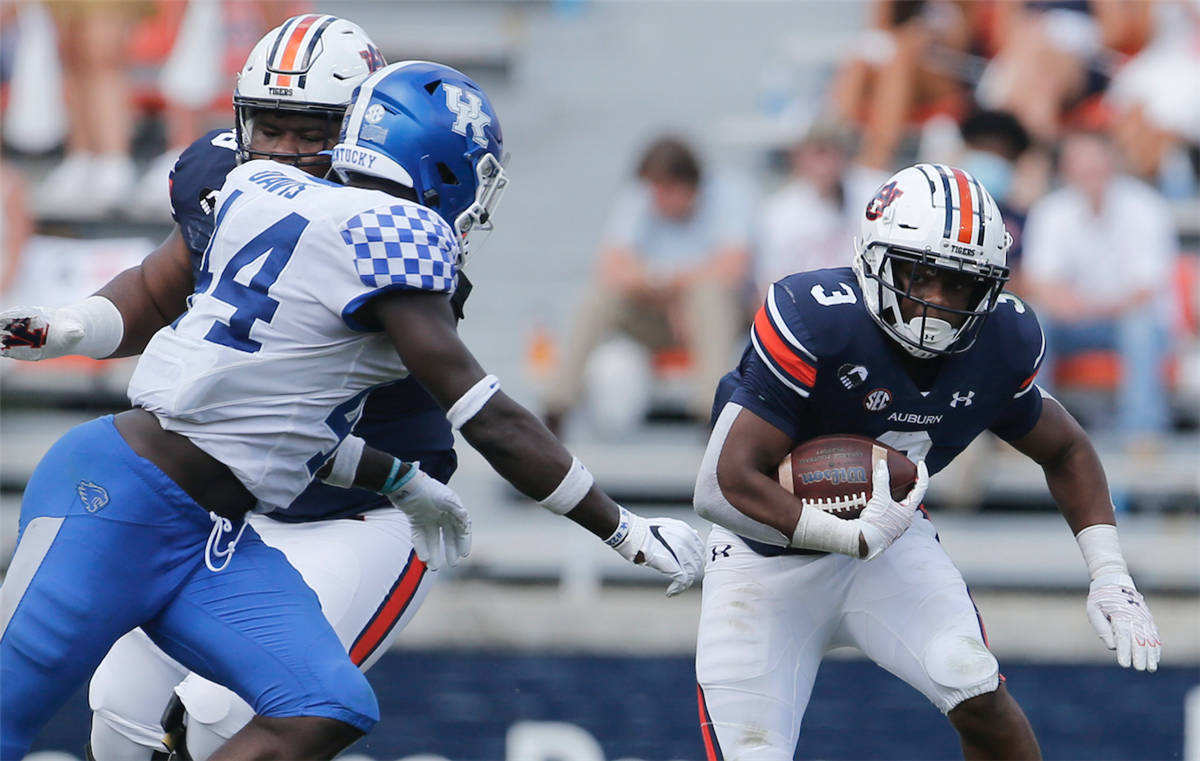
[777,434,918,520]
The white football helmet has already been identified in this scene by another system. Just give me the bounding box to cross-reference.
[233,14,386,167]
[853,163,1012,359]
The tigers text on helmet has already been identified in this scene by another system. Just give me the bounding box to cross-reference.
[330,60,508,250]
[234,15,386,167]
[852,163,1012,359]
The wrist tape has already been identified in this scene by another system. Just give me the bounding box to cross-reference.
[606,506,647,562]
[381,459,418,495]
[61,296,124,358]
[447,374,500,430]
[790,504,862,557]
[1076,523,1129,580]
[323,435,365,488]
[537,457,594,515]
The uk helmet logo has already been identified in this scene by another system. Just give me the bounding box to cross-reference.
[442,83,491,148]
[864,388,892,411]
[865,181,904,221]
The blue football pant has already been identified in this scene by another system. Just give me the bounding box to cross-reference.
[0,417,378,758]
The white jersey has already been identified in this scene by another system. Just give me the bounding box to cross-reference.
[129,161,461,511]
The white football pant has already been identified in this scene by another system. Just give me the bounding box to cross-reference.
[695,517,999,761]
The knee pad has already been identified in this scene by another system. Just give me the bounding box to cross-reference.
[173,675,256,761]
[923,631,999,693]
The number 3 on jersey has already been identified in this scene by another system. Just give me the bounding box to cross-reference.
[203,207,310,352]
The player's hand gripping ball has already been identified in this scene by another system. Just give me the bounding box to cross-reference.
[777,434,917,519]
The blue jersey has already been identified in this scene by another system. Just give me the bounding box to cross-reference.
[169,131,455,520]
[721,267,1045,475]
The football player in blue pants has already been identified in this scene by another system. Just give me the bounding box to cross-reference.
[0,41,705,761]
[693,164,1161,760]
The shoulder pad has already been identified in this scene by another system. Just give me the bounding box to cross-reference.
[987,291,1046,389]
[339,200,461,293]
[171,130,239,257]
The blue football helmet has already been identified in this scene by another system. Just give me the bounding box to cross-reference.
[330,60,508,245]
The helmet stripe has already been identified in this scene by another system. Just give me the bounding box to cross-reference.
[296,16,337,90]
[274,14,321,87]
[951,167,976,244]
[262,17,297,86]
[969,173,988,246]
[931,164,955,241]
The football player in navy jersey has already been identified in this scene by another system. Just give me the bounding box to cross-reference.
[693,164,1160,760]
[0,15,461,760]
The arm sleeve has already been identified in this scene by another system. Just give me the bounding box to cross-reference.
[989,295,1048,441]
[693,402,792,546]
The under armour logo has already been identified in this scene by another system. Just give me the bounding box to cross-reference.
[951,391,975,408]
[77,481,110,513]
[711,544,731,562]
[442,83,491,148]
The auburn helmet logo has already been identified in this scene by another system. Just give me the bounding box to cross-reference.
[865,181,904,221]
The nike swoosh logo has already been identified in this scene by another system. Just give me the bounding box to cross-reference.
[649,525,680,564]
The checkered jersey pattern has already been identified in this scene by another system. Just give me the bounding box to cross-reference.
[340,203,460,293]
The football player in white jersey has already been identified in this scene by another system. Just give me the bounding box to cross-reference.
[692,165,1160,760]
[0,59,704,758]
[3,16,457,760]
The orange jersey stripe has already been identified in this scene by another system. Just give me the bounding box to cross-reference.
[753,307,817,387]
[952,167,975,244]
[348,553,426,665]
[1019,369,1038,389]
[275,14,319,88]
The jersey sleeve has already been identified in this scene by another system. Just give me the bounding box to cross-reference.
[338,202,462,330]
[170,130,239,273]
[988,292,1047,441]
[726,282,818,440]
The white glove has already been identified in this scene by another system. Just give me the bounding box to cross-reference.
[0,297,123,360]
[609,508,704,597]
[385,466,472,571]
[856,459,928,561]
[0,305,82,360]
[1086,573,1161,672]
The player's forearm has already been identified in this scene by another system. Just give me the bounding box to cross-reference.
[460,391,621,538]
[95,229,194,356]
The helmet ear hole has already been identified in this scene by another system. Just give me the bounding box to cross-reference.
[436,162,460,186]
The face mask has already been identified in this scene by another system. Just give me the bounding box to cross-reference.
[960,150,1014,203]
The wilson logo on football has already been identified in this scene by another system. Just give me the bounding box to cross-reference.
[865,181,904,221]
[799,466,868,487]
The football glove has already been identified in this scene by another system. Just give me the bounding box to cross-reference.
[0,306,82,360]
[1086,573,1161,672]
[610,510,704,597]
[0,297,123,360]
[385,466,472,571]
[857,459,928,560]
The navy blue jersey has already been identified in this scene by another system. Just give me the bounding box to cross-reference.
[169,130,457,520]
[722,267,1045,475]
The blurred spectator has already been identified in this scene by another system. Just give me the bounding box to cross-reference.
[543,136,754,434]
[1022,130,1177,443]
[754,122,889,295]
[1105,0,1200,194]
[956,109,1037,275]
[1,161,33,293]
[830,0,977,170]
[35,0,155,219]
[976,1,1153,145]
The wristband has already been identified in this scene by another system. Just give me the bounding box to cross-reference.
[790,504,862,557]
[60,296,124,358]
[323,435,365,488]
[537,457,594,515]
[604,506,635,548]
[1076,523,1129,580]
[447,374,500,430]
[381,459,417,495]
